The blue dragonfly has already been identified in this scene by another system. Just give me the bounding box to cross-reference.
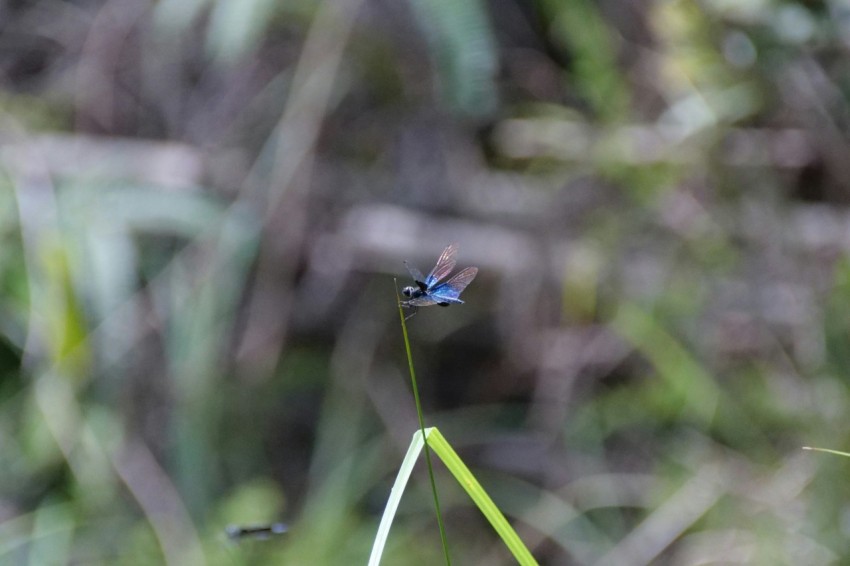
[401,243,478,318]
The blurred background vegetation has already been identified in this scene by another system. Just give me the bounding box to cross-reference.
[2,0,850,564]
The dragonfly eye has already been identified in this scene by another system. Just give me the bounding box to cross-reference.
[402,286,415,297]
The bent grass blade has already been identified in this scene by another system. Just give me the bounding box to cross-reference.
[802,446,850,458]
[368,429,426,566]
[369,427,538,566]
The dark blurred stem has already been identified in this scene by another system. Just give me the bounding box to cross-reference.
[395,281,452,566]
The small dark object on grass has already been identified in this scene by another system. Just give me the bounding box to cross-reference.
[225,522,288,541]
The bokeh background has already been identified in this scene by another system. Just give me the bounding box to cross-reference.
[2,0,850,564]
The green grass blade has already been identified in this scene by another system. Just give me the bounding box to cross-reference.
[382,285,536,564]
[407,0,499,116]
[370,428,538,565]
[368,430,426,566]
[394,281,451,565]
[802,446,850,458]
[426,429,539,566]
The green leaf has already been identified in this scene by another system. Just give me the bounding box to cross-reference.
[408,0,499,116]
[370,427,538,566]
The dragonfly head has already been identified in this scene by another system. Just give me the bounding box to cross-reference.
[402,286,416,298]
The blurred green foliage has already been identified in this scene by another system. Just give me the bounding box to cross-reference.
[2,0,850,564]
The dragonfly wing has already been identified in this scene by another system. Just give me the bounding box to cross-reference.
[404,261,427,290]
[404,295,439,307]
[425,243,459,288]
[429,266,478,301]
